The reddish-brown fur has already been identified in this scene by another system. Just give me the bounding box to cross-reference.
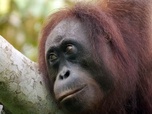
[38,0,152,113]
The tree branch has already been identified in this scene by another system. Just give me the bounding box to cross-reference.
[0,36,62,114]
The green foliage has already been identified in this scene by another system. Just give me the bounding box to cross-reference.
[0,0,73,61]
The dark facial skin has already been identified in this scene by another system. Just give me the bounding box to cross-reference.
[45,18,104,113]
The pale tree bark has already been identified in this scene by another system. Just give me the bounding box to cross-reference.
[0,36,62,114]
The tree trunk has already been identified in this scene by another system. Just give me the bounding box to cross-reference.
[0,36,62,114]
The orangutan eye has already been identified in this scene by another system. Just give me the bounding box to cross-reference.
[65,44,77,55]
[49,53,58,62]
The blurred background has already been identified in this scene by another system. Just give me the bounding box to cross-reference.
[0,0,89,62]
